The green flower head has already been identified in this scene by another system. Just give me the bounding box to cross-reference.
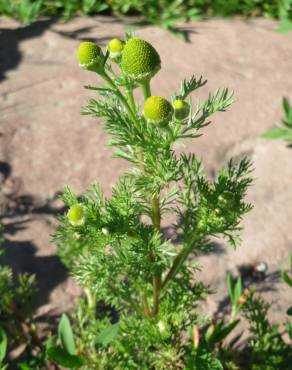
[121,38,161,83]
[77,41,105,74]
[67,204,85,226]
[172,99,190,120]
[108,38,124,62]
[144,96,173,126]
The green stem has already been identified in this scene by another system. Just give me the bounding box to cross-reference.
[140,78,162,317]
[161,245,191,290]
[84,287,95,310]
[140,79,151,100]
[151,195,161,317]
[100,71,136,123]
[142,293,151,317]
[126,88,136,114]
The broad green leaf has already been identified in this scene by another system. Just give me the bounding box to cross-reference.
[46,335,57,352]
[96,322,119,346]
[261,127,292,140]
[0,328,7,363]
[58,314,76,355]
[47,346,84,368]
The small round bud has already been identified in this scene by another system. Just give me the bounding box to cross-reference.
[173,99,190,120]
[143,96,173,126]
[121,38,161,83]
[101,227,109,235]
[157,321,166,333]
[77,41,105,74]
[108,38,124,54]
[67,204,85,226]
[108,38,124,62]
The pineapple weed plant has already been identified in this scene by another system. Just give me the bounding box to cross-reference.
[47,34,292,369]
[1,36,292,369]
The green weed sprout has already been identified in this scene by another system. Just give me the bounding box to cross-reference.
[262,97,292,143]
[52,35,254,369]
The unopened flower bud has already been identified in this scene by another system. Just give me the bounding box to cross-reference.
[77,41,105,74]
[108,38,124,62]
[192,325,200,348]
[157,321,166,333]
[101,227,109,235]
[173,99,190,120]
[67,204,85,226]
[121,38,161,83]
[143,96,173,126]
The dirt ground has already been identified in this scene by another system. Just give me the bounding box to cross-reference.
[0,16,291,324]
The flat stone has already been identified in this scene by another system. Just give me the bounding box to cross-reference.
[0,16,291,323]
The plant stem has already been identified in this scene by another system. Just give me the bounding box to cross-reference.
[100,71,136,123]
[84,287,95,310]
[140,79,151,100]
[140,79,162,317]
[151,195,162,317]
[161,235,200,290]
[142,293,151,317]
[126,88,136,114]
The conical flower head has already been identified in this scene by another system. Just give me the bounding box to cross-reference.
[108,38,124,62]
[77,41,105,74]
[173,99,190,120]
[144,96,173,126]
[121,38,161,83]
[67,204,85,226]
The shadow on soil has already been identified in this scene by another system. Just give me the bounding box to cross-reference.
[0,180,68,311]
[0,18,56,81]
[0,16,128,81]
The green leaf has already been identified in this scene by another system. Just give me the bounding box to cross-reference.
[58,314,76,355]
[287,306,292,316]
[282,270,292,287]
[226,272,234,304]
[261,127,292,141]
[282,97,292,127]
[283,97,291,119]
[46,335,57,352]
[96,322,119,346]
[18,363,31,370]
[234,276,243,302]
[207,320,240,345]
[0,328,7,363]
[47,346,84,368]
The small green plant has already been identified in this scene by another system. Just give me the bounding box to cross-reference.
[0,224,43,369]
[262,97,292,143]
[48,34,255,369]
[227,272,243,318]
[282,255,292,317]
